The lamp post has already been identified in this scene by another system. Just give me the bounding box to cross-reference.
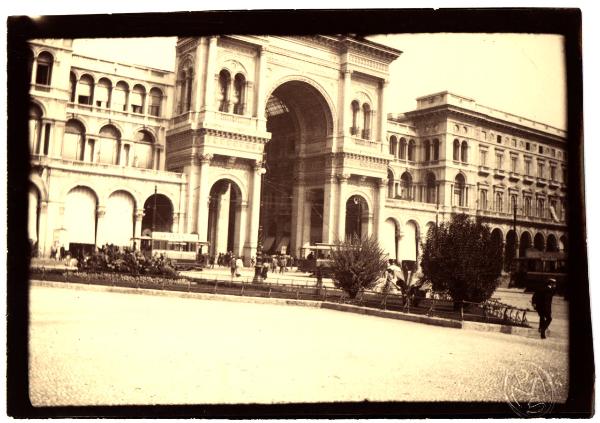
[253,166,267,282]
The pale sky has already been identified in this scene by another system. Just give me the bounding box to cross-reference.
[72,33,566,129]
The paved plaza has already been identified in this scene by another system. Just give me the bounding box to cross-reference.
[29,284,568,406]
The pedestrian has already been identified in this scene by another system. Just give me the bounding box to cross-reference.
[230,256,237,278]
[282,255,288,272]
[531,278,557,339]
[235,257,243,277]
[209,255,215,269]
[261,260,269,280]
[59,245,66,261]
[271,255,278,273]
[50,244,57,260]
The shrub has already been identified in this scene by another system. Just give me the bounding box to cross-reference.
[329,235,388,299]
[420,214,503,304]
[76,244,178,278]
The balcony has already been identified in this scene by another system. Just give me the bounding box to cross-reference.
[508,172,520,182]
[548,179,560,189]
[493,169,506,179]
[536,177,547,187]
[478,165,491,176]
[522,174,535,184]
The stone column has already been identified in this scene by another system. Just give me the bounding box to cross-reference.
[302,191,313,248]
[366,212,374,238]
[245,161,264,260]
[95,206,107,247]
[255,46,268,119]
[196,153,212,240]
[290,179,304,256]
[376,178,387,241]
[172,212,180,234]
[38,201,49,256]
[337,174,350,241]
[134,209,144,240]
[341,69,352,137]
[203,36,218,111]
[235,201,247,260]
[214,183,231,254]
[321,175,337,244]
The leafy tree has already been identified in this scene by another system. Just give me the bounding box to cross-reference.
[330,235,388,299]
[420,214,503,304]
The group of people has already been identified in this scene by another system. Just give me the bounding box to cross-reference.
[49,244,69,261]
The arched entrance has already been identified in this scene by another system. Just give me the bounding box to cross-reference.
[519,231,532,257]
[28,185,41,253]
[505,229,517,271]
[64,186,98,256]
[102,190,136,247]
[546,234,558,252]
[207,179,242,256]
[142,193,173,233]
[381,218,400,261]
[345,195,369,240]
[399,220,419,263]
[534,232,545,251]
[263,80,333,254]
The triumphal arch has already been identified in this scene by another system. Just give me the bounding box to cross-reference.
[165,35,401,261]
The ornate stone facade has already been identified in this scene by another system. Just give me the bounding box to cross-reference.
[28,36,567,268]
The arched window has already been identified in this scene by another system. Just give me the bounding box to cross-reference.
[537,198,545,218]
[29,104,43,155]
[131,84,146,114]
[218,70,231,112]
[97,125,121,165]
[453,139,460,161]
[95,78,112,108]
[362,103,371,140]
[77,74,94,105]
[479,189,488,210]
[176,70,186,114]
[69,72,77,103]
[433,139,440,161]
[510,194,517,214]
[133,130,155,169]
[35,51,53,85]
[148,87,163,117]
[233,73,246,115]
[425,172,436,204]
[113,81,129,112]
[351,101,360,135]
[185,66,193,112]
[524,196,532,216]
[454,173,466,207]
[389,136,397,156]
[62,119,86,161]
[424,139,431,162]
[399,138,407,160]
[401,172,413,200]
[408,139,416,162]
[461,141,468,162]
[495,192,503,213]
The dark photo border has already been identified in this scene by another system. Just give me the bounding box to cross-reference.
[7,8,592,418]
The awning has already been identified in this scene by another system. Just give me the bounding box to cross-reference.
[276,236,290,253]
[263,236,275,252]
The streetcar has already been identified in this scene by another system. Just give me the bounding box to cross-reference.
[133,231,210,270]
[511,249,567,295]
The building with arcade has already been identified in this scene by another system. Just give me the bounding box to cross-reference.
[27,35,568,270]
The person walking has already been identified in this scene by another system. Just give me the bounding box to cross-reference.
[532,278,557,339]
[230,256,237,279]
[235,257,243,277]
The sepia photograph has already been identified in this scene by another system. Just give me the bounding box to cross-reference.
[6,8,593,418]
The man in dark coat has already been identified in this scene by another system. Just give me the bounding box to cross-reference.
[532,278,557,339]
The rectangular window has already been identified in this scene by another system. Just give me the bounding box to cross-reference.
[131,105,143,114]
[496,153,503,169]
[496,135,502,144]
[525,160,531,176]
[78,95,91,105]
[480,150,487,166]
[511,156,518,173]
[539,145,544,154]
[525,142,531,151]
[87,139,95,162]
[42,123,51,156]
[550,166,556,181]
[538,163,545,178]
[512,138,517,147]
[35,64,50,85]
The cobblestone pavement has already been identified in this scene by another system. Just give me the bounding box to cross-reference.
[29,285,568,406]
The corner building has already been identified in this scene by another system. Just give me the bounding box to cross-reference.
[28,35,568,269]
